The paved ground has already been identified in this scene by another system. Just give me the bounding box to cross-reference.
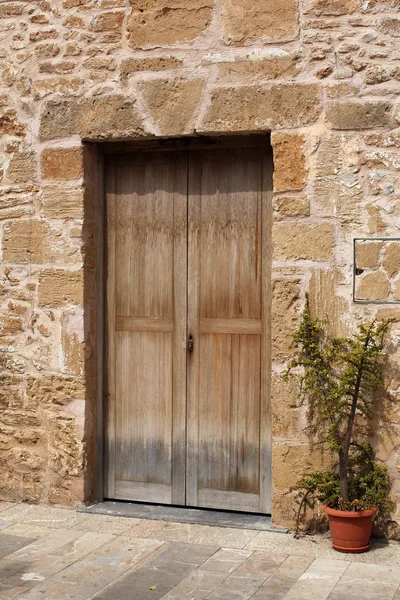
[0,502,400,600]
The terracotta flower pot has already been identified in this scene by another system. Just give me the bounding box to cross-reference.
[324,505,377,553]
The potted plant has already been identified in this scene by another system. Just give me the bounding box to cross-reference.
[284,294,393,553]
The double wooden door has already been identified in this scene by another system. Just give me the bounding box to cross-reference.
[105,145,272,513]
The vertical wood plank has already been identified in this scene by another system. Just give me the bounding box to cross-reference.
[186,152,200,507]
[172,154,188,505]
[260,151,273,514]
[105,157,117,498]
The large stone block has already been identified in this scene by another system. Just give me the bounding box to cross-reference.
[39,99,80,140]
[223,0,298,44]
[121,57,183,78]
[140,78,204,135]
[272,372,303,439]
[27,375,85,408]
[272,133,306,192]
[79,96,146,140]
[216,53,298,81]
[2,220,80,264]
[41,147,83,180]
[40,96,147,141]
[200,84,321,132]
[271,278,301,362]
[326,101,393,130]
[40,186,84,219]
[273,222,335,261]
[38,269,83,306]
[272,443,331,491]
[127,0,214,48]
[273,196,310,220]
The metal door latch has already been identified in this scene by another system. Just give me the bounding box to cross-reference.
[187,334,194,353]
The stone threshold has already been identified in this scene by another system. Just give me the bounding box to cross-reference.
[79,500,288,533]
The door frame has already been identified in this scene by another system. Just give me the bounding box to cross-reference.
[90,135,273,513]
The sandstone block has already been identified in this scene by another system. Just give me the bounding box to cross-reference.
[6,152,36,183]
[273,196,310,220]
[272,443,331,491]
[356,241,383,270]
[272,373,302,439]
[0,316,23,337]
[383,242,400,278]
[273,222,334,261]
[127,0,214,48]
[33,78,82,100]
[41,147,83,180]
[379,18,400,38]
[40,186,84,219]
[0,3,24,18]
[121,57,183,78]
[49,418,83,477]
[313,173,362,223]
[27,375,85,408]
[200,84,321,132]
[61,308,84,376]
[303,0,358,15]
[223,0,298,44]
[38,269,83,306]
[34,43,60,58]
[356,271,390,301]
[326,100,393,130]
[308,268,349,338]
[39,99,80,140]
[0,110,25,136]
[3,219,80,264]
[140,78,204,135]
[271,278,300,362]
[217,54,298,81]
[29,29,57,42]
[90,11,124,31]
[62,0,90,6]
[78,95,146,140]
[272,133,306,192]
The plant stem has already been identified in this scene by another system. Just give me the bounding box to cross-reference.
[339,326,373,504]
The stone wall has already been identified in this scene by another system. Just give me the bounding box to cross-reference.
[1,0,399,533]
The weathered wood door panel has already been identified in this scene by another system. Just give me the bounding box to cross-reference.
[105,145,272,513]
[105,152,187,504]
[187,149,271,513]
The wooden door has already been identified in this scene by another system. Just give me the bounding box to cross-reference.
[186,148,272,513]
[105,144,272,513]
[105,152,187,504]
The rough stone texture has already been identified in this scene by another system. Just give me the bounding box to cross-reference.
[200,84,321,132]
[326,101,393,130]
[0,0,399,537]
[272,134,306,192]
[140,79,205,135]
[41,148,83,180]
[357,271,391,301]
[273,222,335,261]
[127,0,214,48]
[223,0,299,44]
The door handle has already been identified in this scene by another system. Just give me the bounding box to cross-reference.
[187,334,194,353]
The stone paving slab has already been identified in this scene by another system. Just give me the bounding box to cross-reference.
[0,502,399,600]
[0,536,36,560]
[93,542,218,600]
